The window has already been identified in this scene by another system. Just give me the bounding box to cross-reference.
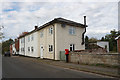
[21,48,24,52]
[70,44,75,51]
[23,48,24,52]
[31,34,34,41]
[21,48,22,52]
[28,36,30,42]
[49,27,53,34]
[21,38,24,43]
[69,26,75,35]
[28,47,30,52]
[31,47,34,52]
[49,45,53,52]
[40,31,43,37]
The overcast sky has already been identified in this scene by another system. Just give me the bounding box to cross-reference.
[0,1,118,41]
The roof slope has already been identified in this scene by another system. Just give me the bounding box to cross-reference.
[19,17,87,39]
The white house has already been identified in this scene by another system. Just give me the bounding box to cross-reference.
[97,41,109,52]
[19,17,87,60]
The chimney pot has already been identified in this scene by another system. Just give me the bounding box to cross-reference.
[84,16,86,26]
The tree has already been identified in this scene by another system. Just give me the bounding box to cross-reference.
[89,37,98,43]
[101,37,105,41]
[103,29,118,52]
[2,39,14,55]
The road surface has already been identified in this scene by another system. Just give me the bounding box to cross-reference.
[2,56,118,79]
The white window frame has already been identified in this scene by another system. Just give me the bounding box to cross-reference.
[31,34,34,41]
[40,31,43,38]
[49,45,53,52]
[28,47,30,52]
[70,44,75,51]
[21,38,24,43]
[31,47,34,52]
[28,36,30,42]
[49,27,53,34]
[69,26,75,35]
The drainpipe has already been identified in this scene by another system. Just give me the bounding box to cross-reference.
[53,24,55,60]
[81,16,87,45]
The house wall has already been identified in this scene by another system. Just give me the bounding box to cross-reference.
[19,37,25,55]
[25,32,39,57]
[55,23,85,60]
[97,41,109,52]
[18,23,85,60]
[38,25,54,59]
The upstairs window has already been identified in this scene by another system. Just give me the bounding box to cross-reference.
[28,36,30,42]
[49,45,53,52]
[40,31,43,38]
[21,38,24,43]
[31,34,34,41]
[70,44,75,51]
[69,26,75,35]
[49,27,53,34]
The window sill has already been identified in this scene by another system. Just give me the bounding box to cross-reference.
[49,51,53,53]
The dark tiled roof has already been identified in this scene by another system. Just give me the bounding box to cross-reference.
[19,17,87,39]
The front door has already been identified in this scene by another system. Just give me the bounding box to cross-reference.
[40,45,43,58]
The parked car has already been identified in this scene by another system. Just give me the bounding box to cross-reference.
[4,52,10,57]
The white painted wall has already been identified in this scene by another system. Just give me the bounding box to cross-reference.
[19,37,25,55]
[97,41,109,52]
[25,32,39,57]
[55,23,85,60]
[38,25,54,59]
[19,23,85,60]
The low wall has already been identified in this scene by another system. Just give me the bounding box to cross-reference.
[69,52,120,66]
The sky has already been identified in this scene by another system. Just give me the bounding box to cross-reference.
[0,1,119,41]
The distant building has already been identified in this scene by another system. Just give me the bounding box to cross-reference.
[10,38,20,55]
[97,41,109,52]
[115,35,120,53]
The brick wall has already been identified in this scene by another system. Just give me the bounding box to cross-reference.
[69,52,119,66]
[15,39,19,51]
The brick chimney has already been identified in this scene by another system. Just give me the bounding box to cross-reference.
[35,26,38,30]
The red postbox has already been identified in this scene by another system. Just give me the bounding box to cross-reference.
[65,49,69,55]
[65,49,69,62]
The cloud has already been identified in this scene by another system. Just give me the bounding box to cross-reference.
[1,2,118,41]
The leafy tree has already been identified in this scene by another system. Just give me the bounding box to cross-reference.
[89,37,98,43]
[101,37,105,41]
[103,29,118,52]
[2,39,14,55]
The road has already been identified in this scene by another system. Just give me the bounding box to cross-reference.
[2,56,118,79]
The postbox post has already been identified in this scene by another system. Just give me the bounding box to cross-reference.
[65,49,69,63]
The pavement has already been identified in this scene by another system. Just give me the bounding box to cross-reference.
[2,56,119,79]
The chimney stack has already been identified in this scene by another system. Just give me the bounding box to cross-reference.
[35,26,38,30]
[84,16,86,26]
